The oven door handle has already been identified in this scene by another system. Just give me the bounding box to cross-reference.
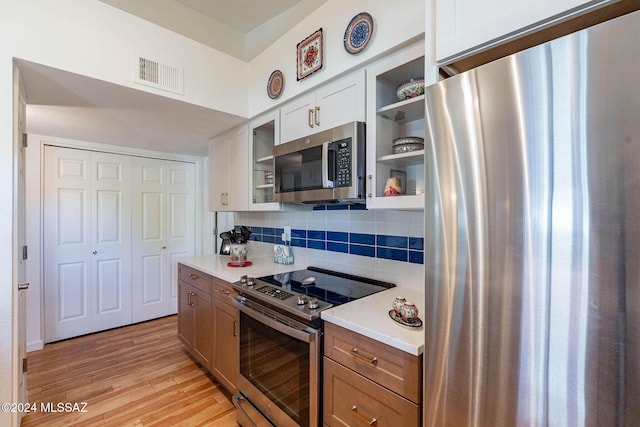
[233,298,317,343]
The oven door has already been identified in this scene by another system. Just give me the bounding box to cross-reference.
[232,296,321,427]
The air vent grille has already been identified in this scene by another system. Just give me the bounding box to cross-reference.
[133,56,184,95]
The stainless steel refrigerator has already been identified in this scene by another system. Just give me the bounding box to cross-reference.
[423,10,639,426]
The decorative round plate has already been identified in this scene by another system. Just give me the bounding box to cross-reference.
[388,310,423,328]
[267,70,284,99]
[228,261,253,267]
[343,12,374,55]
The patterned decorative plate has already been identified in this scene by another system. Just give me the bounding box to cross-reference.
[267,70,284,99]
[343,12,374,55]
[388,310,423,328]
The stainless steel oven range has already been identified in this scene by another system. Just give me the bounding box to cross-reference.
[230,266,394,427]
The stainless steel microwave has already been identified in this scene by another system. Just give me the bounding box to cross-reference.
[273,121,365,204]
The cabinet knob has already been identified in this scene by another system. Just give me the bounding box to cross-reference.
[92,250,98,255]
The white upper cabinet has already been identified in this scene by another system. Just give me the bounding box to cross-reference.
[436,0,615,62]
[365,41,426,210]
[280,70,365,144]
[209,125,249,212]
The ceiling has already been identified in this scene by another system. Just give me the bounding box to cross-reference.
[98,0,327,61]
[21,0,326,157]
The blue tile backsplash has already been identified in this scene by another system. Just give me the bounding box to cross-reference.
[239,224,424,265]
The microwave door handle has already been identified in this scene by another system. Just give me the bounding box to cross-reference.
[322,141,335,189]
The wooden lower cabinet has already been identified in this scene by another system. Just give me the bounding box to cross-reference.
[178,279,213,370]
[323,322,422,426]
[212,297,238,394]
[177,263,239,394]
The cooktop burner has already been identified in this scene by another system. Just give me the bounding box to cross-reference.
[232,266,394,322]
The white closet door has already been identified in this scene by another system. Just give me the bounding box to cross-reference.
[44,146,132,342]
[92,152,132,328]
[164,160,195,313]
[132,158,195,322]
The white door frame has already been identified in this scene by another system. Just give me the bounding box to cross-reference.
[25,134,208,351]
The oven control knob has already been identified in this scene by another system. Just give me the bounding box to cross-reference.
[297,296,307,305]
[240,275,248,284]
[247,278,255,287]
[308,298,319,309]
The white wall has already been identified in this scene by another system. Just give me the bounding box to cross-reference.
[1,0,250,117]
[248,0,426,116]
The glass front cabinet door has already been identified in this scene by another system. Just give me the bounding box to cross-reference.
[249,111,281,211]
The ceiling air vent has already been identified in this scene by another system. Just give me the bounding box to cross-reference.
[133,55,184,95]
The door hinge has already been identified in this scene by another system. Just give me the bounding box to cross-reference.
[22,133,28,148]
[22,245,28,260]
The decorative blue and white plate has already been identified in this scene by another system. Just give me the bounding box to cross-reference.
[343,12,374,55]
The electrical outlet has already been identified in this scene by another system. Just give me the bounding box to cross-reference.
[283,226,292,242]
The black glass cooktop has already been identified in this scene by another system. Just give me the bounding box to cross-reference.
[256,266,395,306]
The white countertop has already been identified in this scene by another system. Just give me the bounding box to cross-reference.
[178,254,305,283]
[177,255,425,356]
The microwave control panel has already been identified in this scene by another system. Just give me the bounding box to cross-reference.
[335,138,352,187]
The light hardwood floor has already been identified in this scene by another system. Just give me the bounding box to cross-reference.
[21,315,239,426]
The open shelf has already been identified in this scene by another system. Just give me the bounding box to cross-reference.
[377,95,425,122]
[255,155,274,163]
[377,150,425,167]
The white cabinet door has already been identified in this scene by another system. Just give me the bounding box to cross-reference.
[279,70,365,143]
[315,70,365,131]
[280,92,315,144]
[208,125,249,212]
[436,0,610,62]
[132,158,195,322]
[44,146,132,342]
[209,138,228,211]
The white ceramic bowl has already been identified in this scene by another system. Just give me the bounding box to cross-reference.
[396,78,425,100]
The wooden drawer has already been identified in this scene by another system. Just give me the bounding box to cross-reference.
[178,263,212,295]
[324,357,420,427]
[211,276,238,305]
[324,322,422,403]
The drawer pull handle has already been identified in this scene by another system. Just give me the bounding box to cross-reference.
[351,405,377,426]
[188,273,198,280]
[350,348,377,365]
